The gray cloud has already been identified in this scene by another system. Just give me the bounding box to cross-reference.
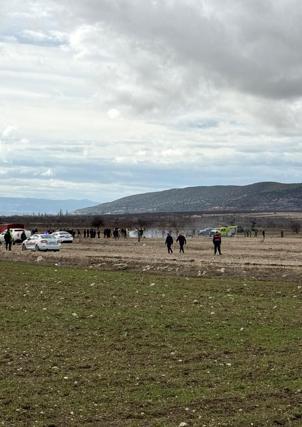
[0,0,302,201]
[56,0,302,101]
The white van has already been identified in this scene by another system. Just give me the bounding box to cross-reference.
[0,228,31,244]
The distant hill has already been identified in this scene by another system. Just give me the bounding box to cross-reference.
[75,182,302,215]
[0,197,97,215]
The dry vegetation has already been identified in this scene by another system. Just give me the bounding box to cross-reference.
[2,210,302,232]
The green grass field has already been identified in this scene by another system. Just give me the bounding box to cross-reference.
[0,261,301,426]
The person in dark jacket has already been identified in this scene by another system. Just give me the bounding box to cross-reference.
[4,228,13,251]
[176,233,187,253]
[213,230,222,255]
[138,228,144,242]
[165,233,173,254]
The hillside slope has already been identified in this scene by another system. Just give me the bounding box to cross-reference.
[76,182,302,214]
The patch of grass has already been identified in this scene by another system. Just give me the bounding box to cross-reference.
[0,260,301,426]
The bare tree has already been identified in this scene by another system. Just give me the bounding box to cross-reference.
[91,216,104,228]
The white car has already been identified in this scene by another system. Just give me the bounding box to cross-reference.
[198,227,212,236]
[0,228,31,244]
[51,231,74,243]
[22,234,61,252]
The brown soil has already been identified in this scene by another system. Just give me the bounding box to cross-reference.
[2,234,302,282]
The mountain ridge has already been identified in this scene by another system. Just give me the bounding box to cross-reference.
[0,197,97,215]
[75,182,302,215]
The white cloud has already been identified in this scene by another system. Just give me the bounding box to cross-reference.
[40,168,54,177]
[107,108,120,120]
[1,125,17,138]
[0,0,301,201]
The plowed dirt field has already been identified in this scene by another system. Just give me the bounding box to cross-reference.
[2,235,302,281]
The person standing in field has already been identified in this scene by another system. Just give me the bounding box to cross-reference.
[176,233,186,253]
[113,227,119,239]
[165,233,174,254]
[21,230,27,242]
[4,228,13,251]
[213,230,222,255]
[138,228,144,242]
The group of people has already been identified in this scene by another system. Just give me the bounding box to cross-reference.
[244,229,266,239]
[83,228,100,238]
[2,223,224,256]
[80,227,128,239]
[165,233,187,254]
[165,230,222,255]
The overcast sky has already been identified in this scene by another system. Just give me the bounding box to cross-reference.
[1,0,302,202]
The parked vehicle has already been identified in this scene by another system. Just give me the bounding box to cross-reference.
[209,226,238,237]
[209,228,219,237]
[0,228,31,244]
[22,234,61,252]
[0,223,25,233]
[198,227,212,236]
[51,231,74,243]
